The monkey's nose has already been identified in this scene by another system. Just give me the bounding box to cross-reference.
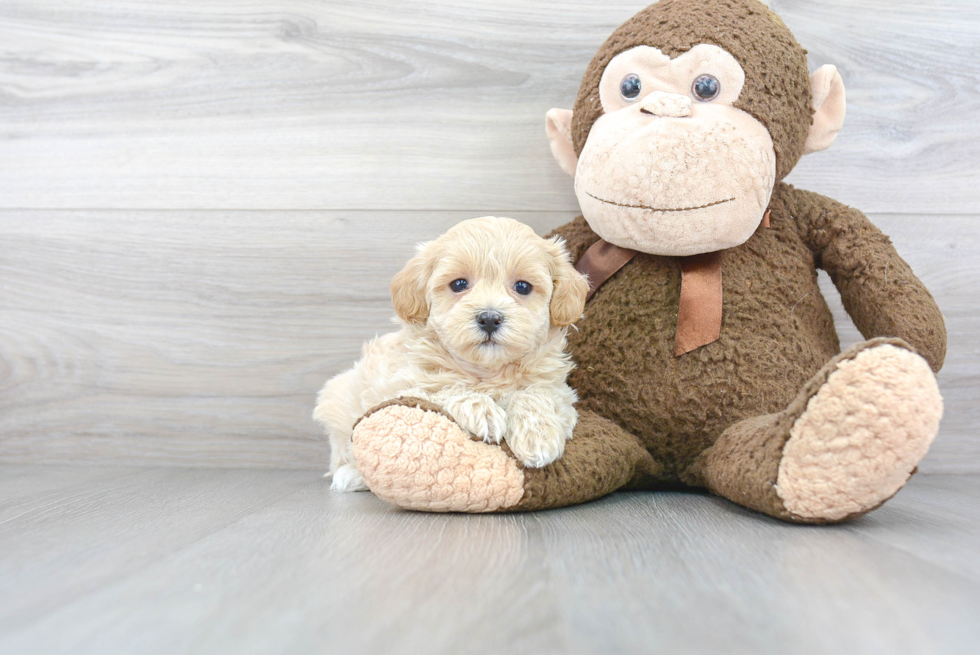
[476,310,504,336]
[639,91,692,118]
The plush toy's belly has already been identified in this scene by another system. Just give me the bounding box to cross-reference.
[565,224,841,480]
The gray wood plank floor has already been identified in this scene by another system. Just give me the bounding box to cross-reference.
[1,465,978,655]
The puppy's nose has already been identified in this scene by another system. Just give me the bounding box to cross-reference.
[476,310,504,336]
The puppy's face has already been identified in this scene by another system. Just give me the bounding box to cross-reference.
[391,217,589,369]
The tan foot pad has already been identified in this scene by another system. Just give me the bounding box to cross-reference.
[777,344,943,521]
[351,400,525,512]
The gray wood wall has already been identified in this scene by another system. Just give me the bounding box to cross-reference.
[1,0,977,472]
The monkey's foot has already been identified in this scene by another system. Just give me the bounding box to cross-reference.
[351,398,525,512]
[776,340,943,522]
[351,399,659,513]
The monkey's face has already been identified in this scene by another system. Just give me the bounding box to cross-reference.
[545,0,846,258]
[574,45,775,257]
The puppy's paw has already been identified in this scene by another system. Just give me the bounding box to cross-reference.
[506,406,567,469]
[444,393,508,444]
[507,422,566,468]
[505,391,572,468]
[330,464,370,492]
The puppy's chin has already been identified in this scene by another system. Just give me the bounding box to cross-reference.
[445,327,546,371]
[452,337,520,370]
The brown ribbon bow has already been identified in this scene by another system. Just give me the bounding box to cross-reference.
[574,211,771,356]
[576,241,723,356]
[673,252,723,356]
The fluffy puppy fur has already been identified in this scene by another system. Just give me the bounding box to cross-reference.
[314,216,591,491]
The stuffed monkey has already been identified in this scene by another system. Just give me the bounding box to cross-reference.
[348,0,946,523]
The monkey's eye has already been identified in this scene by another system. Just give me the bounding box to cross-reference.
[513,281,533,296]
[620,74,642,101]
[692,74,721,102]
[450,279,469,293]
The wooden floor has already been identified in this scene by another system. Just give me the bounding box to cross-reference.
[2,466,978,655]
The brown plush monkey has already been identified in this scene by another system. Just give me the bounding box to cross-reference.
[348,0,946,523]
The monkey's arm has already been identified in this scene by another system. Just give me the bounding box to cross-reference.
[789,186,946,372]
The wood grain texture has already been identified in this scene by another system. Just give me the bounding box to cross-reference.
[846,473,980,583]
[0,210,571,469]
[0,467,319,633]
[0,0,977,213]
[1,466,978,654]
[1,0,977,473]
[0,211,976,472]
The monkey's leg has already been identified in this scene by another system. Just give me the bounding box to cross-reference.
[685,338,943,523]
[350,398,658,513]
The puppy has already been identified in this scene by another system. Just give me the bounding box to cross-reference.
[313,216,590,491]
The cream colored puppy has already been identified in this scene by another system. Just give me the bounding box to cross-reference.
[314,216,590,492]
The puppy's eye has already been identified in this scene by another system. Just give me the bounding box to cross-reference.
[620,74,642,101]
[513,281,532,296]
[449,279,469,293]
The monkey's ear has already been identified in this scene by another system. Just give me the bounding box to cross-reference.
[545,108,578,176]
[390,246,431,324]
[804,64,847,155]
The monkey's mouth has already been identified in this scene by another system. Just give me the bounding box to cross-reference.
[585,192,736,213]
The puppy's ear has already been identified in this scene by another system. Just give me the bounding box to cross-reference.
[547,236,590,327]
[390,245,431,324]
